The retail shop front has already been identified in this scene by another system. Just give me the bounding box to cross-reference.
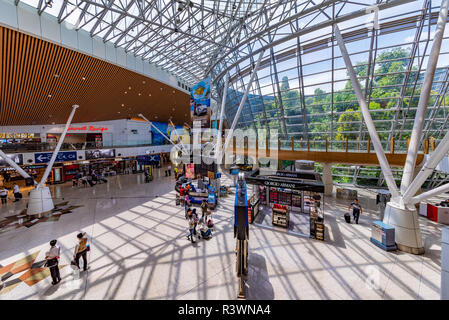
[245,169,325,240]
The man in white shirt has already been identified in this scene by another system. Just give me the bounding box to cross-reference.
[167,164,172,177]
[0,187,8,204]
[13,183,20,202]
[45,239,61,285]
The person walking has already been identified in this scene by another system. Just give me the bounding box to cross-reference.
[45,240,61,285]
[0,187,8,204]
[13,183,21,202]
[187,211,197,243]
[73,232,89,272]
[167,164,172,177]
[191,208,199,238]
[348,198,363,224]
[200,200,208,220]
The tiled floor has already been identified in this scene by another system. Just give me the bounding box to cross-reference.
[0,167,444,300]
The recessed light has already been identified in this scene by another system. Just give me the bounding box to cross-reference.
[54,74,59,78]
[82,77,86,80]
[124,91,127,94]
[142,81,146,84]
[48,94,52,98]
[138,93,141,96]
[173,90,175,93]
[128,86,132,90]
[121,104,125,107]
[149,94,151,97]
[118,112,121,114]
[160,88,163,90]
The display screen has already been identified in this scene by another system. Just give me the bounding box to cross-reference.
[85,149,116,160]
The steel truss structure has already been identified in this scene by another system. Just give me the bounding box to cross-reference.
[16,0,449,187]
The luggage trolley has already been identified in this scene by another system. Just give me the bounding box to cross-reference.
[234,172,249,299]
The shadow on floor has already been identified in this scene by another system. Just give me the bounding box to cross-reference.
[245,253,274,300]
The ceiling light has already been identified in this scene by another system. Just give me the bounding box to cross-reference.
[124,91,127,94]
[149,94,151,96]
[138,93,141,96]
[142,80,146,84]
[54,74,59,78]
[82,77,86,80]
[48,94,52,98]
[121,104,124,107]
[128,86,132,90]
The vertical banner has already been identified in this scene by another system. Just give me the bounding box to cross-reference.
[190,78,211,127]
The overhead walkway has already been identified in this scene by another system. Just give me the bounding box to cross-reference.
[226,138,429,167]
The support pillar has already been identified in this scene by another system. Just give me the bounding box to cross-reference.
[27,105,78,215]
[442,227,449,300]
[322,163,333,196]
[383,201,424,254]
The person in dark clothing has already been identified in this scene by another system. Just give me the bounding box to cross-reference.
[45,240,61,285]
[348,198,362,224]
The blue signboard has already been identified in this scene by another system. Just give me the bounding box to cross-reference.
[137,154,161,165]
[35,151,77,164]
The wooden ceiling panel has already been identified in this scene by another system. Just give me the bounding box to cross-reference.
[0,26,190,126]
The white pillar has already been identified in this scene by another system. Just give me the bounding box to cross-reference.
[0,150,32,181]
[322,163,333,196]
[220,49,265,163]
[217,73,229,167]
[334,25,400,199]
[401,0,449,193]
[27,105,78,215]
[442,227,449,300]
[403,129,449,204]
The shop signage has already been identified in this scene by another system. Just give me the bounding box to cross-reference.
[0,154,23,166]
[35,151,77,164]
[85,149,115,160]
[68,125,109,132]
[263,180,296,189]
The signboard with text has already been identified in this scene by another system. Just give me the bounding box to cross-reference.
[35,151,77,164]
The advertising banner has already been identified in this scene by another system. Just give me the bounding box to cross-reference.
[185,163,195,179]
[190,78,211,117]
[85,149,116,160]
[34,151,76,164]
[150,122,184,145]
[0,153,23,166]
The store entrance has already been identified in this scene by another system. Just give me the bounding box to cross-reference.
[246,169,325,240]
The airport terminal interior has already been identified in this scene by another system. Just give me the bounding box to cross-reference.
[1,0,449,300]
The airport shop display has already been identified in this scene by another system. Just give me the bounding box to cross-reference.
[370,221,397,251]
[272,203,290,227]
[245,169,325,240]
[419,201,449,225]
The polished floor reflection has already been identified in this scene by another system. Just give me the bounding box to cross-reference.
[0,168,443,300]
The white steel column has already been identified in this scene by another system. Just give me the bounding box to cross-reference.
[37,105,78,189]
[409,182,449,204]
[27,105,78,215]
[216,73,229,166]
[138,114,184,153]
[0,150,33,182]
[220,49,265,163]
[322,163,333,196]
[401,0,449,193]
[334,25,400,199]
[403,129,449,203]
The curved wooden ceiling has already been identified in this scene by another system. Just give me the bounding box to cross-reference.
[0,26,190,126]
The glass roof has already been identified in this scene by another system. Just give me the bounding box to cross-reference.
[14,0,449,187]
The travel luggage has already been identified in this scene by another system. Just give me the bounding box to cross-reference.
[344,213,351,223]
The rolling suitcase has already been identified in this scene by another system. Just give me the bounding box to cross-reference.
[344,213,351,223]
